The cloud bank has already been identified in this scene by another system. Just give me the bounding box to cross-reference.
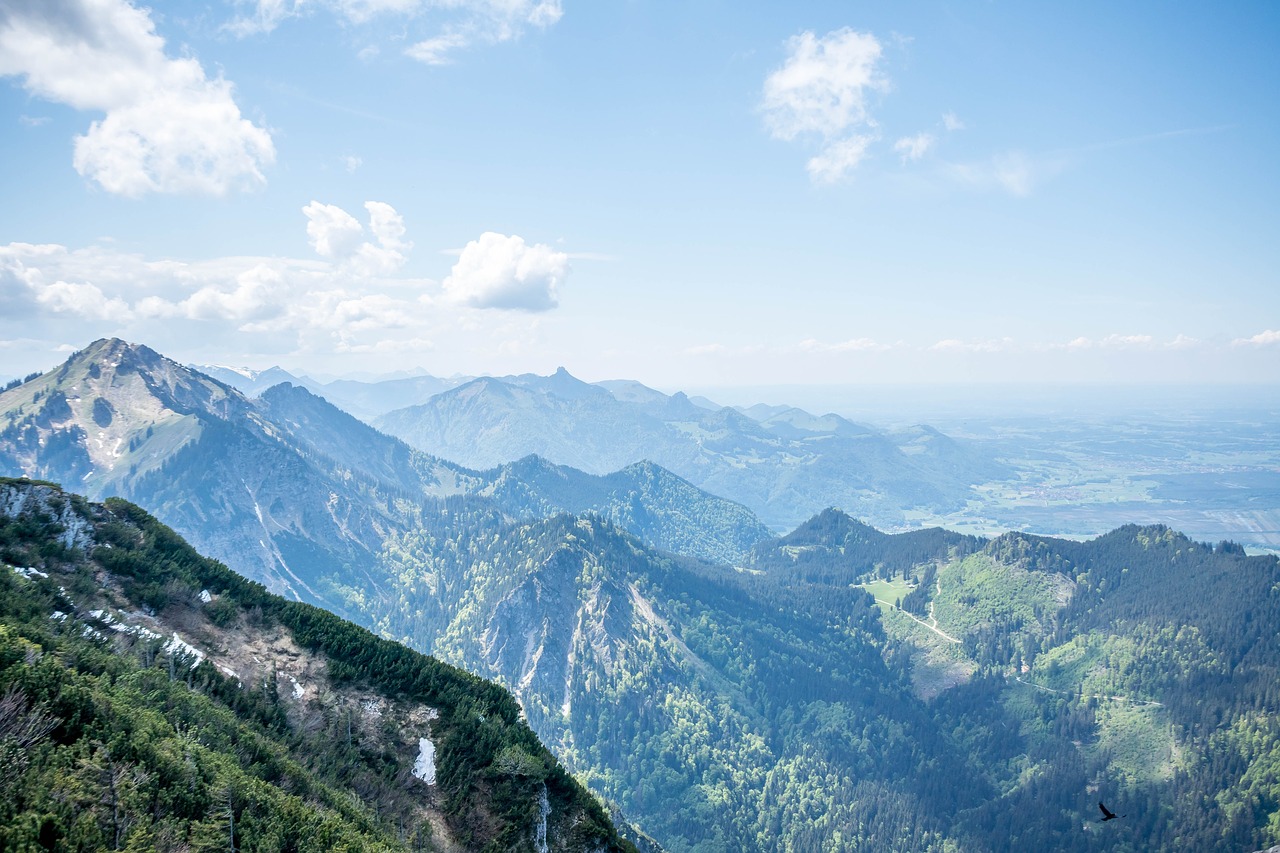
[0,203,569,366]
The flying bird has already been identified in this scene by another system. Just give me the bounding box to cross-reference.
[1098,802,1124,822]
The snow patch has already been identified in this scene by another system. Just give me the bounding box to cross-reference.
[199,589,213,603]
[289,676,304,699]
[50,611,67,622]
[412,737,437,785]
[164,632,206,666]
[11,565,48,580]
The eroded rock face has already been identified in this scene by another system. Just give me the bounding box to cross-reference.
[0,481,94,551]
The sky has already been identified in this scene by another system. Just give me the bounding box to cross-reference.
[1,0,1278,392]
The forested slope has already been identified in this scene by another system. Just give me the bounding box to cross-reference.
[0,478,634,853]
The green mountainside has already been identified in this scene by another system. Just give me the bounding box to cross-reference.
[0,478,634,853]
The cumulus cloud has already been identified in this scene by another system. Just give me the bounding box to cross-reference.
[0,0,274,196]
[1233,330,1280,347]
[304,203,366,259]
[0,204,582,374]
[893,133,934,163]
[1,243,132,321]
[303,200,410,276]
[761,28,887,182]
[442,232,568,311]
[942,111,964,132]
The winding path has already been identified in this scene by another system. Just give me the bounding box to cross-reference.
[875,599,962,644]
[1013,676,1164,707]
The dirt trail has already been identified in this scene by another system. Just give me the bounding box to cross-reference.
[876,599,962,644]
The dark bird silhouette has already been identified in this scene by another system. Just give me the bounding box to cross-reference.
[1098,802,1125,822]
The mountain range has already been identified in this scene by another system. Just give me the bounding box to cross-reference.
[196,358,1008,533]
[372,368,1008,532]
[4,339,1280,852]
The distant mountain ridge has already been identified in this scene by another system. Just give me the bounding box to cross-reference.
[375,367,1009,531]
[193,362,472,422]
[198,358,1008,535]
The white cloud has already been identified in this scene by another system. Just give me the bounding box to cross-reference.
[36,280,133,321]
[0,0,274,196]
[1102,334,1154,348]
[404,1,562,64]
[405,32,472,65]
[1,243,133,321]
[304,203,366,259]
[0,222,578,375]
[893,133,934,163]
[1062,334,1156,350]
[225,0,301,36]
[343,154,363,173]
[929,338,1015,353]
[1166,334,1200,350]
[442,232,567,311]
[229,0,562,64]
[797,338,890,353]
[1233,329,1280,347]
[762,28,887,182]
[303,200,411,275]
[946,151,1061,197]
[942,111,964,132]
[806,135,875,184]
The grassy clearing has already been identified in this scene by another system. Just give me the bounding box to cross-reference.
[857,577,916,611]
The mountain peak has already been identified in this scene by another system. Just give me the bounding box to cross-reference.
[0,339,251,496]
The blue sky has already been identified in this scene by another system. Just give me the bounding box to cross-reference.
[1,0,1278,391]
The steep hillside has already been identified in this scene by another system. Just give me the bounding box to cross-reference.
[767,510,1280,852]
[476,455,770,565]
[374,369,1008,531]
[0,478,634,853]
